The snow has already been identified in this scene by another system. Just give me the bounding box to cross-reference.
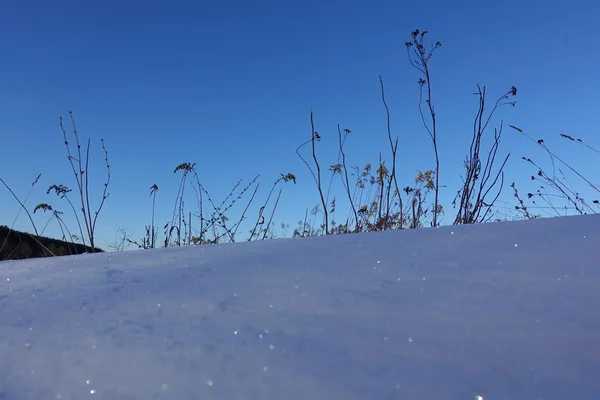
[1,215,599,400]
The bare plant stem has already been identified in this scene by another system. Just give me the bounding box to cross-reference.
[337,125,359,231]
[406,29,441,226]
[453,85,516,224]
[379,75,402,229]
[296,110,328,234]
[149,184,158,248]
[59,112,110,251]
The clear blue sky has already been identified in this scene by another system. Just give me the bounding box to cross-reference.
[1,0,599,249]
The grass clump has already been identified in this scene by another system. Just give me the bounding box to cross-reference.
[1,29,596,260]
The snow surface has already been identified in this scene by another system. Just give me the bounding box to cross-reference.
[1,215,599,400]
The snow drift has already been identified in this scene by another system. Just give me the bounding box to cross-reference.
[1,215,599,399]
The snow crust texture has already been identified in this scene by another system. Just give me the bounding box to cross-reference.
[1,215,599,399]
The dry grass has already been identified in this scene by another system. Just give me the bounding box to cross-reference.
[1,29,596,260]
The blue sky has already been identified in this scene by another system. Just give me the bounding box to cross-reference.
[1,0,599,249]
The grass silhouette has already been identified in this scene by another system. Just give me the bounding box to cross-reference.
[1,29,597,260]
